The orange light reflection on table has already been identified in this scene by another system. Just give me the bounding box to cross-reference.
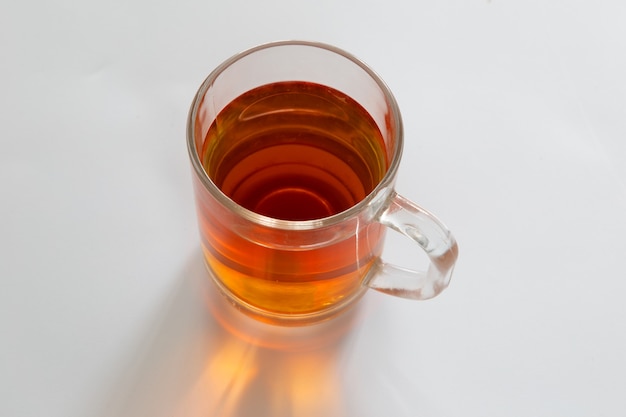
[174,273,362,417]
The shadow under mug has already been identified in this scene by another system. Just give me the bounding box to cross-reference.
[187,41,458,326]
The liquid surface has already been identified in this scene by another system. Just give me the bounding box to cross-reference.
[202,81,388,220]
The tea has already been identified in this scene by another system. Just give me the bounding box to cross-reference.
[196,81,389,318]
[202,81,388,220]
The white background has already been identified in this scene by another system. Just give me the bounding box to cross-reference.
[2,0,626,416]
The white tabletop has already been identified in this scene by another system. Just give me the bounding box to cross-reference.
[2,1,625,416]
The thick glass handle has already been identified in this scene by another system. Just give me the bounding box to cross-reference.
[366,192,459,300]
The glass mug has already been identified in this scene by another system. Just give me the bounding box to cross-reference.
[187,41,458,326]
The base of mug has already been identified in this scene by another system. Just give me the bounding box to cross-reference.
[203,260,369,327]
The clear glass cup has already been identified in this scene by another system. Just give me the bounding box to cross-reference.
[187,41,458,326]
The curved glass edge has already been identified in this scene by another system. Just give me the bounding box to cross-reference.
[186,40,404,231]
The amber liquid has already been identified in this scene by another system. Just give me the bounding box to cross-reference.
[197,81,389,320]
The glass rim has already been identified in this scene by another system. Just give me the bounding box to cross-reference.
[186,40,404,230]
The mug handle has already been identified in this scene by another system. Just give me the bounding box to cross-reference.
[366,192,459,300]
